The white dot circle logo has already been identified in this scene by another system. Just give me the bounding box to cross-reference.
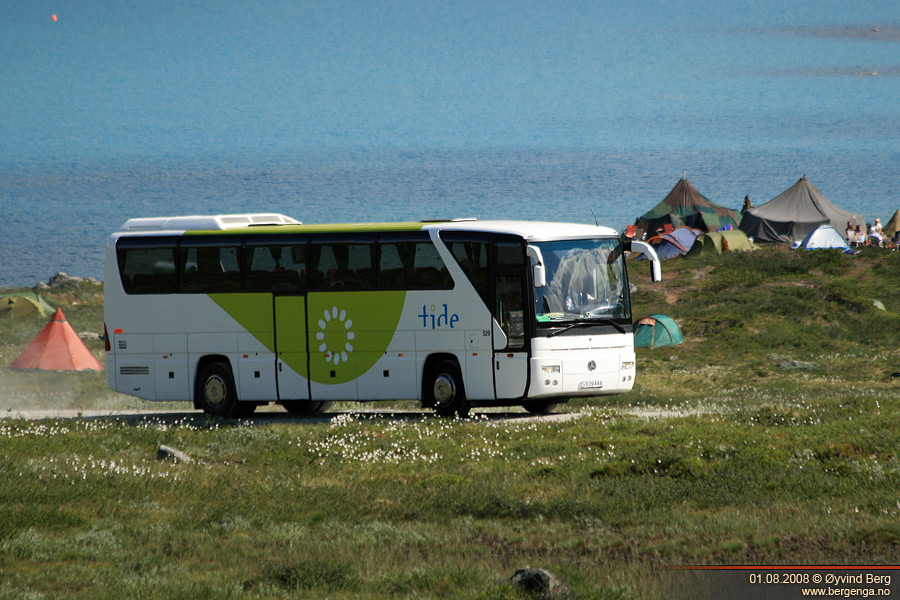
[316,306,355,365]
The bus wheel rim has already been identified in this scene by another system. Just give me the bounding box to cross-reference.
[204,375,227,408]
[433,374,456,407]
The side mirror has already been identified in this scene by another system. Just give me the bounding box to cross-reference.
[533,264,547,288]
[630,241,662,282]
[526,245,547,288]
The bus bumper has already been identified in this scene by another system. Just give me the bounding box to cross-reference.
[527,351,636,398]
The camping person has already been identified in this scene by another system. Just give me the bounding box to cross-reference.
[741,195,754,214]
[845,222,855,245]
[854,225,866,246]
[873,218,885,247]
[868,222,883,247]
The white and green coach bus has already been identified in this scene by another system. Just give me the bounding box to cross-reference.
[104,214,661,417]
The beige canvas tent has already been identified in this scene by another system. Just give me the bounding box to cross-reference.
[883,210,900,239]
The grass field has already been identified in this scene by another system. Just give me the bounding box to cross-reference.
[1,246,899,599]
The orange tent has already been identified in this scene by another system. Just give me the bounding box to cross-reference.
[10,308,103,371]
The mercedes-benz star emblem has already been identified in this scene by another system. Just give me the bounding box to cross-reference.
[587,360,596,372]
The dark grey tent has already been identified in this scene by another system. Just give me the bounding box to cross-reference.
[739,176,864,244]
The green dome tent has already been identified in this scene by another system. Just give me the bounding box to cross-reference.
[634,315,683,348]
[0,293,53,319]
[686,229,757,258]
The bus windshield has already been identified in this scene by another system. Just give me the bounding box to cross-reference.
[533,238,631,324]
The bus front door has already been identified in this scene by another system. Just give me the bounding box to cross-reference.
[492,271,528,399]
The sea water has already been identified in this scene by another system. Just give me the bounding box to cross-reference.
[2,0,898,287]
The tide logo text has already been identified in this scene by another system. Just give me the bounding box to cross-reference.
[419,304,459,329]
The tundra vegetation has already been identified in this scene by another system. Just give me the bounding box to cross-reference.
[1,246,899,599]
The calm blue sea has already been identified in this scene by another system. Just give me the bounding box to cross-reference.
[2,0,899,287]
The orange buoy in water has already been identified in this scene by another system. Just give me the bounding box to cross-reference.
[51,14,58,21]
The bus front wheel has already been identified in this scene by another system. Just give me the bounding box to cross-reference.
[196,362,255,418]
[426,360,469,418]
[522,402,558,415]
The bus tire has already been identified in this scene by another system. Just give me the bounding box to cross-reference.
[280,401,333,414]
[426,360,469,418]
[522,402,558,415]
[196,362,253,418]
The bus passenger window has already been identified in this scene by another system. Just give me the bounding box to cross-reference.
[245,245,305,290]
[311,242,373,290]
[377,242,407,288]
[309,244,333,289]
[347,244,374,288]
[378,241,452,289]
[413,243,452,289]
[180,245,240,292]
[448,240,489,305]
[118,247,176,294]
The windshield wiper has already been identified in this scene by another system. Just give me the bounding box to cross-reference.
[546,318,626,337]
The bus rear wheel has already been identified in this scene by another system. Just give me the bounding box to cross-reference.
[426,360,469,418]
[197,362,255,418]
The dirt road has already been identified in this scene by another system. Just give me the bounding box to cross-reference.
[1,407,584,424]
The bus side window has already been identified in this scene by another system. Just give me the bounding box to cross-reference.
[377,242,407,289]
[309,243,333,289]
[245,244,305,291]
[118,246,176,294]
[179,245,241,292]
[311,241,374,290]
[412,242,452,289]
[448,240,489,305]
[378,240,452,290]
[347,244,374,288]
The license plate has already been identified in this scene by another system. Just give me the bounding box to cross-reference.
[579,380,603,390]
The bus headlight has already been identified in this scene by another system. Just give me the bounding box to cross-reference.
[541,365,560,387]
[621,361,634,370]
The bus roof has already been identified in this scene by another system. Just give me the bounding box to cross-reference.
[119,214,301,231]
[113,215,620,240]
[424,220,619,240]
